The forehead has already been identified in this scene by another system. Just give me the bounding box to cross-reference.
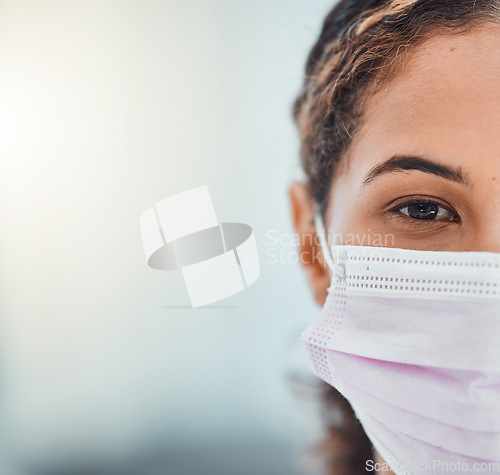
[345,23,500,177]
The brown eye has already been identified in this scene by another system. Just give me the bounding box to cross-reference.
[405,202,438,220]
[394,200,458,222]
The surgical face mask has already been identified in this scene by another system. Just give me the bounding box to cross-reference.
[301,214,500,475]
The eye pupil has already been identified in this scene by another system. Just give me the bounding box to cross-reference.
[407,202,439,220]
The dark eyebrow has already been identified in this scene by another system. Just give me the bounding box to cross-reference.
[362,154,472,188]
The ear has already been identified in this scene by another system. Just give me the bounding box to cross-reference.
[289,182,331,306]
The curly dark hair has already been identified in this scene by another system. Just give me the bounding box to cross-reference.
[293,1,500,473]
[294,0,500,218]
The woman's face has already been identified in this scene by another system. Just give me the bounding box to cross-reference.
[290,24,500,305]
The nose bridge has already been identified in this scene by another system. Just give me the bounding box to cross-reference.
[470,177,500,253]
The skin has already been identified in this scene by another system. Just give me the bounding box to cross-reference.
[290,24,500,473]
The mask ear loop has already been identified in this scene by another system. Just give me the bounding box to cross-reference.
[314,208,347,280]
[313,206,335,271]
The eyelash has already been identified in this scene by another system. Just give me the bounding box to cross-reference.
[388,198,460,224]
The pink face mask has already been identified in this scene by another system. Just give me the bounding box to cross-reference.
[301,216,500,474]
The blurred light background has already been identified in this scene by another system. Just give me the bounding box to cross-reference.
[0,1,336,473]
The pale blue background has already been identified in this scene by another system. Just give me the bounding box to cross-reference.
[0,1,337,473]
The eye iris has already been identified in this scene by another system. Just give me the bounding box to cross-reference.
[407,202,439,220]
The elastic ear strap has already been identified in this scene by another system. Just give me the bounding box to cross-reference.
[313,209,335,270]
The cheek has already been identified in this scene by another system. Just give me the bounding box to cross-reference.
[326,180,351,239]
[335,206,393,246]
[327,180,381,245]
